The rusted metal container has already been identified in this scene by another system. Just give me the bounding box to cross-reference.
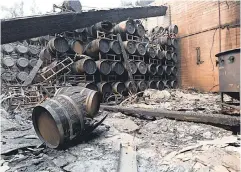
[146,47,156,59]
[1,44,14,54]
[2,56,15,68]
[112,82,126,94]
[112,19,136,35]
[171,38,178,48]
[126,60,138,74]
[137,80,147,91]
[215,48,240,100]
[147,63,157,75]
[156,64,164,75]
[16,71,28,82]
[97,82,113,97]
[163,50,171,60]
[125,81,137,93]
[171,66,177,75]
[135,43,147,56]
[72,56,97,75]
[85,39,110,57]
[47,37,69,55]
[109,40,121,55]
[111,61,125,75]
[33,86,100,148]
[156,81,164,90]
[134,23,145,37]
[156,49,164,60]
[96,60,111,75]
[136,61,147,75]
[148,80,156,89]
[171,52,177,63]
[123,41,136,54]
[163,66,172,75]
[28,45,41,56]
[168,24,178,34]
[78,82,98,91]
[15,44,29,54]
[158,36,171,46]
[16,57,29,69]
[29,58,38,68]
[68,39,84,54]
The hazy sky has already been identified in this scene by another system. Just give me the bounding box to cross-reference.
[0,0,127,18]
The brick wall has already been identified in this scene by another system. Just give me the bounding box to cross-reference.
[144,0,240,92]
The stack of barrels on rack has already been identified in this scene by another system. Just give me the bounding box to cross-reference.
[0,19,178,103]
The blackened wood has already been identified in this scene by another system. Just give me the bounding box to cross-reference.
[100,105,240,126]
[2,6,167,44]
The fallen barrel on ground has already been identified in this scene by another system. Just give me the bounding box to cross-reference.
[32,86,100,149]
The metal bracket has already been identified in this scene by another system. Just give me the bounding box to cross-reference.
[196,47,204,65]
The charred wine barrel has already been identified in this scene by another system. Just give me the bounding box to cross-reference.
[168,24,178,34]
[15,44,29,54]
[109,40,121,55]
[47,37,69,55]
[137,80,147,91]
[28,45,41,56]
[1,44,14,54]
[96,60,111,75]
[171,52,177,63]
[123,41,136,54]
[33,87,100,149]
[39,48,51,61]
[146,47,156,59]
[126,60,138,74]
[29,59,38,68]
[112,19,136,35]
[112,82,126,94]
[2,56,15,68]
[158,36,171,46]
[151,26,165,35]
[163,50,171,60]
[163,66,172,75]
[111,61,125,75]
[68,39,84,54]
[142,36,149,43]
[135,23,145,37]
[135,43,147,56]
[54,86,100,117]
[16,71,28,82]
[171,38,178,48]
[148,80,156,89]
[72,56,97,75]
[97,82,113,98]
[78,82,98,91]
[167,80,177,88]
[163,80,169,88]
[85,39,110,57]
[156,49,164,60]
[1,71,15,81]
[136,61,147,75]
[156,64,164,75]
[148,63,157,75]
[16,57,29,69]
[62,0,82,12]
[171,66,178,75]
[125,81,137,93]
[156,81,164,90]
[92,21,113,35]
[75,29,88,42]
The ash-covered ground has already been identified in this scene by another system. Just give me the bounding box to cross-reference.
[1,89,240,172]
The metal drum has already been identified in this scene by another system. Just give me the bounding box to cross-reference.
[28,45,41,56]
[96,60,111,75]
[15,44,29,54]
[16,57,29,69]
[68,39,84,54]
[136,61,147,75]
[16,71,28,82]
[156,65,164,75]
[47,37,69,55]
[135,43,147,56]
[109,40,121,55]
[111,61,125,76]
[146,47,156,59]
[127,60,138,74]
[163,66,172,75]
[123,41,136,54]
[32,86,100,149]
[112,19,136,35]
[78,82,98,91]
[72,56,97,75]
[148,63,157,75]
[125,81,137,93]
[156,81,164,90]
[2,56,15,68]
[1,44,14,54]
[85,39,110,57]
[112,82,126,94]
[148,80,156,89]
[137,80,147,91]
[97,82,113,98]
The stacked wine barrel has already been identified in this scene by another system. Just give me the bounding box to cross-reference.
[1,19,178,103]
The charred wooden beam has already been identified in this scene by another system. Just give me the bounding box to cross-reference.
[100,105,240,127]
[2,6,167,44]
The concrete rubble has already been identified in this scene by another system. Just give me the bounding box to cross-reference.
[1,89,240,172]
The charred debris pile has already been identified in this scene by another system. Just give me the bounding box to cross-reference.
[1,19,178,109]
